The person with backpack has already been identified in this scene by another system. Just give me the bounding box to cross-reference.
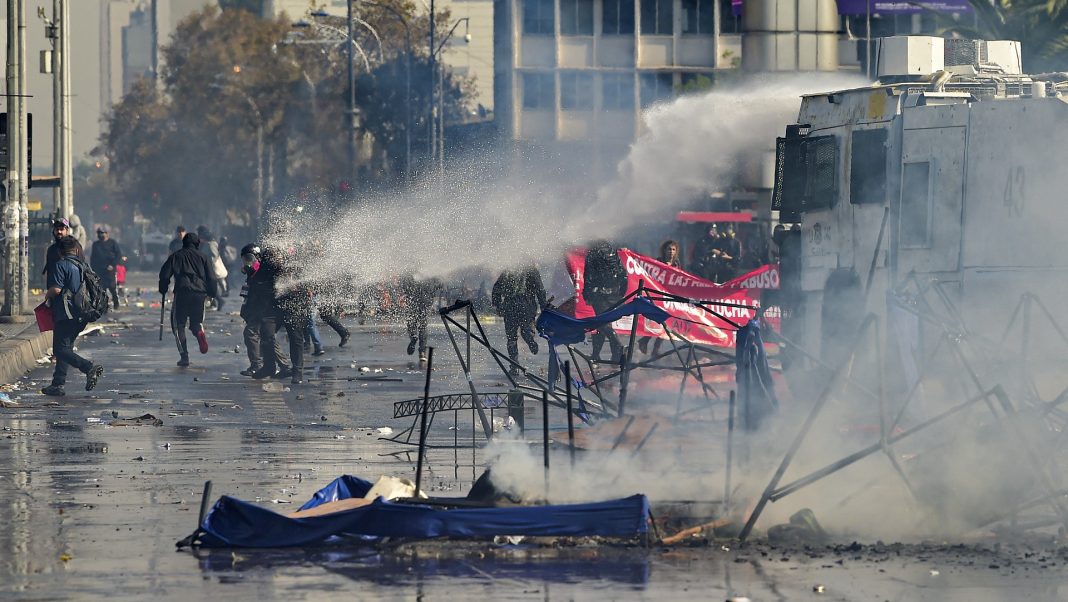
[196,226,228,311]
[41,236,105,396]
[159,232,217,367]
[492,264,546,371]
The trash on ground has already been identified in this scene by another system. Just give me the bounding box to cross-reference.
[109,414,163,427]
[768,508,829,546]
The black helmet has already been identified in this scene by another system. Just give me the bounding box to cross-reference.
[240,243,261,257]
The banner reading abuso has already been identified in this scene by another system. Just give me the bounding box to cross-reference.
[566,248,781,349]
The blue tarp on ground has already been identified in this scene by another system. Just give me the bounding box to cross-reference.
[194,475,650,548]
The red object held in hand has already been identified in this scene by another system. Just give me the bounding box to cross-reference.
[34,302,53,332]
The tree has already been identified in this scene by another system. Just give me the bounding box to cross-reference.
[99,3,470,229]
[947,0,1068,71]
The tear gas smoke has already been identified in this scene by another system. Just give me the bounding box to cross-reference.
[266,73,866,300]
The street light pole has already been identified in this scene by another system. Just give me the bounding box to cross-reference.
[428,0,435,171]
[46,0,72,219]
[60,0,72,218]
[346,0,357,187]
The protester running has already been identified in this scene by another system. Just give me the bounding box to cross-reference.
[159,232,216,367]
[41,236,104,396]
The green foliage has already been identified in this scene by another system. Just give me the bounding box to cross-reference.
[944,0,1068,71]
[99,2,470,228]
[676,74,714,95]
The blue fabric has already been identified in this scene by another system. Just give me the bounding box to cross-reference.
[536,297,671,389]
[536,297,669,348]
[194,475,650,548]
[735,319,779,430]
[48,258,82,322]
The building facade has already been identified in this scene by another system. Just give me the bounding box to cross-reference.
[495,0,735,148]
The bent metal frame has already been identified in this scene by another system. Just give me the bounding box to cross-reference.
[383,286,765,450]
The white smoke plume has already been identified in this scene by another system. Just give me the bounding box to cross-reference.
[267,73,867,298]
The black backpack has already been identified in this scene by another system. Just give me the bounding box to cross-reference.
[64,258,110,322]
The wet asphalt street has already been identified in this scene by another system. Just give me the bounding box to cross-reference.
[4,276,1068,601]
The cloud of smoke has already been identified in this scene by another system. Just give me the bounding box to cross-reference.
[266,73,866,301]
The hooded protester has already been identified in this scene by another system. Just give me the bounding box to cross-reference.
[237,244,288,376]
[582,240,627,362]
[68,214,88,249]
[196,225,228,311]
[244,246,293,380]
[252,246,310,385]
[169,226,187,255]
[492,265,546,371]
[159,232,217,367]
[90,226,122,310]
[399,273,443,364]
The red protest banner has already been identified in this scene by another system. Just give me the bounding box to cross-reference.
[565,248,780,349]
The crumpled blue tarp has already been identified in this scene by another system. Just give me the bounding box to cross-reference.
[735,318,779,430]
[536,297,671,389]
[193,475,650,548]
[536,297,670,348]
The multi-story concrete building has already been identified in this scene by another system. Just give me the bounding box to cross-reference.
[495,0,737,149]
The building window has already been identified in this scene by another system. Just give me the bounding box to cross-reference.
[602,73,634,109]
[522,72,555,109]
[603,0,635,34]
[682,0,714,34]
[641,0,673,35]
[523,0,554,34]
[900,161,932,248]
[560,0,594,34]
[639,72,673,107]
[560,72,595,109]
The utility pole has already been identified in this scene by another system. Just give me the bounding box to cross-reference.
[3,0,28,318]
[60,0,71,218]
[428,0,435,170]
[346,0,356,186]
[47,0,71,218]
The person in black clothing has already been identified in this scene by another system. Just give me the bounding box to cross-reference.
[238,244,289,376]
[91,227,122,310]
[244,247,293,380]
[492,265,546,370]
[159,233,217,367]
[318,303,350,347]
[638,240,683,355]
[251,247,309,384]
[42,218,84,281]
[304,242,351,349]
[718,227,742,281]
[41,236,104,396]
[169,226,186,255]
[400,274,443,364]
[583,240,627,362]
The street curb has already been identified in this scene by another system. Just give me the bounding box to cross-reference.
[0,324,52,385]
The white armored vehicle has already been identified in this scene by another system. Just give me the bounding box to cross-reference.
[772,36,1068,372]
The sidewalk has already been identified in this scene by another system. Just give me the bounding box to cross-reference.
[0,318,51,386]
